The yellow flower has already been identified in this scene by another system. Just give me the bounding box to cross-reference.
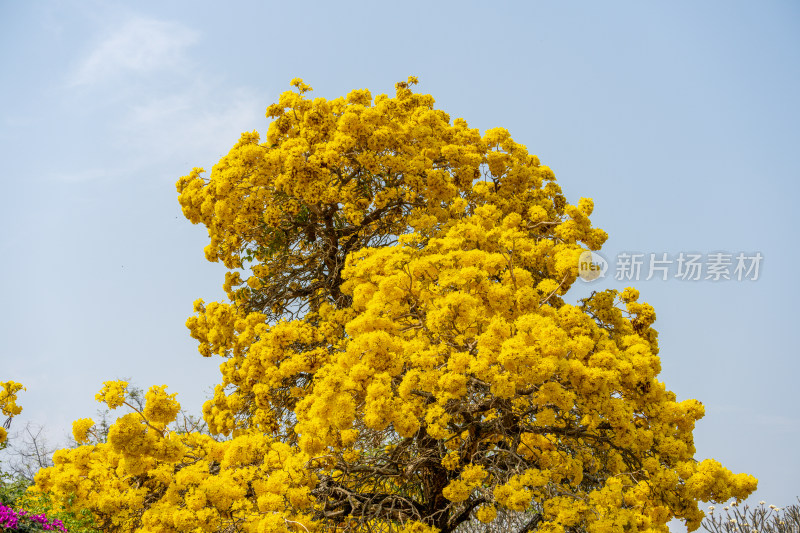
[475,504,497,523]
[72,418,95,444]
[0,381,24,417]
[95,380,128,409]
[143,385,181,426]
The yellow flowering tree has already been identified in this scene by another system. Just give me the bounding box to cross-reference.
[34,78,755,533]
[0,381,24,446]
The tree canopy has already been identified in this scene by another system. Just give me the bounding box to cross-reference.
[32,77,756,533]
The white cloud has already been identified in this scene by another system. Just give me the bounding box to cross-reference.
[70,17,198,87]
[47,168,119,184]
[55,13,266,183]
[49,85,264,184]
[123,83,264,171]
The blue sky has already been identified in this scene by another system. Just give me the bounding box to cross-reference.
[1,0,798,525]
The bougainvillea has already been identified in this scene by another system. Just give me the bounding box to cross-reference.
[33,78,756,533]
[0,503,67,532]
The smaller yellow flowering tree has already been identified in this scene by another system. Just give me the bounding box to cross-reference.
[0,381,95,532]
[36,380,315,532]
[33,78,756,533]
[1,380,26,502]
[0,381,24,446]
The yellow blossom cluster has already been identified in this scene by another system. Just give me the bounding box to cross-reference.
[34,78,755,533]
[72,418,95,444]
[96,380,129,409]
[35,383,315,532]
[0,380,24,444]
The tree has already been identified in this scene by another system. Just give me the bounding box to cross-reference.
[34,77,756,533]
[0,382,97,532]
[0,381,24,447]
[1,380,26,507]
